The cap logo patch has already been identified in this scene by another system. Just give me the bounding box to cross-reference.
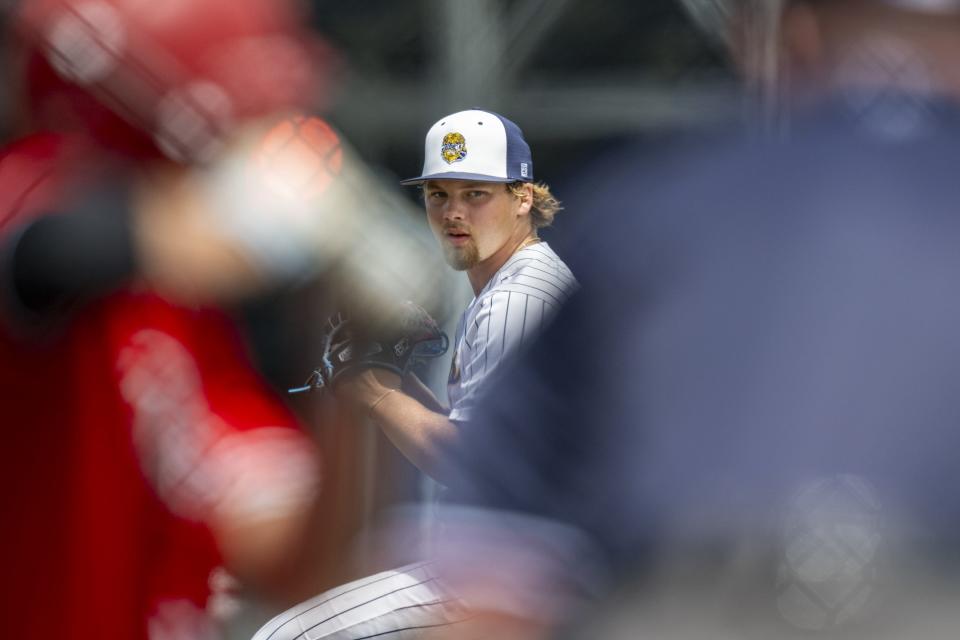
[441,132,467,164]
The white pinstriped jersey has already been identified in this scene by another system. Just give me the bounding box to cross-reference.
[249,244,574,640]
[447,241,576,422]
[251,561,468,640]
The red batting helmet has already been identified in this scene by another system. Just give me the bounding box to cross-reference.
[13,0,331,163]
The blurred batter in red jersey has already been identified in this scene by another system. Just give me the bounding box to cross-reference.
[0,0,333,637]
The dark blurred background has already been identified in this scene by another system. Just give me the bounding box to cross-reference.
[304,0,736,195]
[0,0,739,248]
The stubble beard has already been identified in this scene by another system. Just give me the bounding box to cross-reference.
[444,241,480,271]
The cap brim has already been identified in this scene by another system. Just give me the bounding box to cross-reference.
[399,171,517,186]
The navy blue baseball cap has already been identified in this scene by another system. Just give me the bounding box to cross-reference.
[400,109,533,185]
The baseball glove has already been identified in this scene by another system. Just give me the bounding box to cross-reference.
[290,301,449,394]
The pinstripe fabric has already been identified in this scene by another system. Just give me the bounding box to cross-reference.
[448,242,576,422]
[251,563,469,640]
[252,243,574,640]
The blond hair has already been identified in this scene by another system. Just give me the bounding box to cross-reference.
[507,181,562,229]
